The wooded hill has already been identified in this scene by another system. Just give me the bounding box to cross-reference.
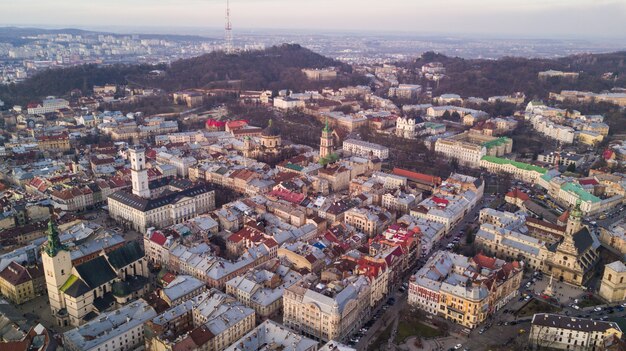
[403,51,626,99]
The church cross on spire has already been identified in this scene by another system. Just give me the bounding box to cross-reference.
[44,218,66,257]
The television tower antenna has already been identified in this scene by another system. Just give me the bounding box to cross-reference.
[225,0,233,53]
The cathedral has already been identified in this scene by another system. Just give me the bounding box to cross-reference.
[242,119,284,159]
[544,201,600,286]
[42,219,149,327]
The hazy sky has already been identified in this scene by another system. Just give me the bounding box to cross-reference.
[1,0,625,39]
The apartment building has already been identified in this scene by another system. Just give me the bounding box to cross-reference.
[529,313,622,351]
[226,320,318,351]
[62,299,157,351]
[27,96,70,114]
[225,263,302,320]
[537,151,584,168]
[283,275,371,342]
[344,206,394,237]
[342,139,389,160]
[0,262,44,305]
[145,289,256,351]
[408,251,523,329]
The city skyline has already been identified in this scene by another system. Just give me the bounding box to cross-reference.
[1,0,625,39]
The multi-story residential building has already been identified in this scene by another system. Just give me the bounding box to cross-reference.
[381,191,418,214]
[550,90,626,107]
[342,139,389,160]
[344,206,393,237]
[145,289,256,351]
[154,131,208,145]
[538,151,584,168]
[529,313,622,351]
[396,117,445,139]
[599,221,626,256]
[411,182,480,233]
[302,68,337,81]
[538,70,579,79]
[160,275,206,306]
[479,156,547,184]
[155,151,197,178]
[274,96,306,110]
[62,299,157,351]
[225,262,302,320]
[0,262,44,305]
[27,96,70,114]
[36,132,71,152]
[487,92,525,105]
[225,320,319,351]
[421,62,446,75]
[528,114,576,143]
[388,84,422,99]
[408,251,523,329]
[598,261,626,303]
[283,275,371,342]
[538,174,624,216]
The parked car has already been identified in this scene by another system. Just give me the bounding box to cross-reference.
[454,344,463,350]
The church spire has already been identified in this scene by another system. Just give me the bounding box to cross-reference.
[44,218,66,257]
[323,117,331,133]
[565,199,583,236]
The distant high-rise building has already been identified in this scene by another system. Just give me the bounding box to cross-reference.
[225,0,233,53]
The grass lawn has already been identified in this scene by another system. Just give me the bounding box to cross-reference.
[368,323,393,351]
[516,299,561,317]
[395,319,442,344]
[577,295,603,308]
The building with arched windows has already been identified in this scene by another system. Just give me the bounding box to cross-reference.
[107,146,215,233]
[599,261,626,303]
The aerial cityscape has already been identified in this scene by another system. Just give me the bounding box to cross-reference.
[0,1,626,351]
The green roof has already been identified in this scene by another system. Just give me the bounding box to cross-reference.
[75,256,116,289]
[482,137,511,150]
[60,275,79,292]
[107,241,144,269]
[561,182,601,203]
[481,155,547,174]
[423,122,445,129]
[285,163,304,171]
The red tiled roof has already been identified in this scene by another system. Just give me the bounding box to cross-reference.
[205,119,226,128]
[161,272,177,285]
[268,189,305,204]
[226,120,248,129]
[473,253,497,270]
[578,178,598,186]
[150,231,167,246]
[392,168,441,186]
[432,196,449,206]
[505,188,529,201]
[557,211,569,223]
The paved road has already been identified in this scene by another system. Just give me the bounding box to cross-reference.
[353,194,493,351]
